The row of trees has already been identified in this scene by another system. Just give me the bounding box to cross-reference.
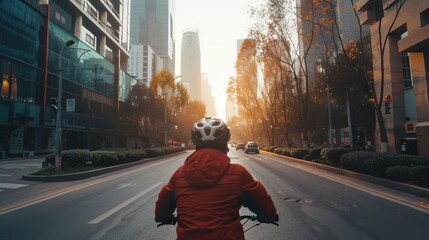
[228,0,407,152]
[122,70,206,147]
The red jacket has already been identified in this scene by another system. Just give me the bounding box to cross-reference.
[155,148,278,240]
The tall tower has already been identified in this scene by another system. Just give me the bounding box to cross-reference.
[130,0,175,73]
[181,29,201,101]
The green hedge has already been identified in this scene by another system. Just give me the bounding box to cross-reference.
[321,148,353,166]
[44,146,184,169]
[363,154,429,177]
[303,147,322,161]
[45,149,93,168]
[290,149,309,159]
[91,150,119,166]
[410,166,429,187]
[386,166,411,182]
[341,151,377,173]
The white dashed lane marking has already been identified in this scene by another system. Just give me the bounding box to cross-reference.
[0,183,28,189]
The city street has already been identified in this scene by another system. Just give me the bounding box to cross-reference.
[0,150,428,240]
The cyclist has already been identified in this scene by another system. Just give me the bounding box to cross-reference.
[155,117,278,240]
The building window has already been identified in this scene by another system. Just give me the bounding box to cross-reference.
[86,33,95,47]
[421,8,429,27]
[401,52,413,88]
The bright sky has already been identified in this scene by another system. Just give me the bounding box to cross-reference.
[175,0,254,120]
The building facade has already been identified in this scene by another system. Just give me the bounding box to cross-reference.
[128,44,162,86]
[181,29,201,101]
[0,0,139,158]
[358,0,429,155]
[130,0,175,74]
[200,73,217,117]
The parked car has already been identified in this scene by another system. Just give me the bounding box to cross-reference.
[244,142,259,154]
[235,143,245,150]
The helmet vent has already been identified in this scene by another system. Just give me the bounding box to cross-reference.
[204,128,211,136]
[197,123,204,127]
[195,131,202,138]
[212,121,221,126]
[213,129,221,137]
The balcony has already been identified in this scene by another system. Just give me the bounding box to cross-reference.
[359,8,378,25]
[357,0,375,12]
[71,0,120,43]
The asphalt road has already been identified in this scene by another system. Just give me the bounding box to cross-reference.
[0,150,428,240]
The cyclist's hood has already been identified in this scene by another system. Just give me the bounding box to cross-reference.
[183,148,230,187]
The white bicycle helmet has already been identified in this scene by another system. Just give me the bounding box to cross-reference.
[191,117,231,146]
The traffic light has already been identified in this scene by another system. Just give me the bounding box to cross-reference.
[384,95,392,114]
[50,97,57,112]
[384,102,391,114]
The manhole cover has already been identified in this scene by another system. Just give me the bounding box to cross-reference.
[284,198,302,203]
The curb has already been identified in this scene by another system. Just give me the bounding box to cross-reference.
[261,150,429,199]
[22,151,187,182]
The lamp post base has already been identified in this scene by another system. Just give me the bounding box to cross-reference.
[55,155,61,170]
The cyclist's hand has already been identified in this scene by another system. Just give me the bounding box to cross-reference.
[156,214,177,224]
[257,214,279,223]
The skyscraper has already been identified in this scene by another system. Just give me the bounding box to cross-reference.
[201,73,217,117]
[130,0,175,73]
[181,29,201,101]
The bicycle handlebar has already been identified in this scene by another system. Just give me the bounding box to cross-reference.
[156,214,178,227]
[240,214,279,226]
[157,214,278,227]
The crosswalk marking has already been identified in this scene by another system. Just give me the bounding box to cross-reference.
[0,183,28,189]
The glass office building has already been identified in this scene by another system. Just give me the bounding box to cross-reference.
[0,0,137,158]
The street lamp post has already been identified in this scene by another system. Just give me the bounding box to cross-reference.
[318,62,333,149]
[55,40,75,170]
[163,77,168,146]
[326,79,333,149]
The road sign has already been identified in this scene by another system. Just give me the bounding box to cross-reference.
[66,98,75,112]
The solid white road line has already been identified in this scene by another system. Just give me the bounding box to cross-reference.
[0,174,12,177]
[0,183,28,189]
[88,182,163,224]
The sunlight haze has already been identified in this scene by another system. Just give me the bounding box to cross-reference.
[175,0,254,120]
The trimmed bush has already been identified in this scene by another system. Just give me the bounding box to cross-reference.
[386,165,410,182]
[321,148,353,166]
[91,150,119,166]
[303,147,322,161]
[281,148,291,156]
[267,146,280,152]
[363,154,429,177]
[290,149,309,159]
[61,149,93,167]
[341,151,377,173]
[273,147,284,155]
[124,150,147,162]
[410,166,429,187]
